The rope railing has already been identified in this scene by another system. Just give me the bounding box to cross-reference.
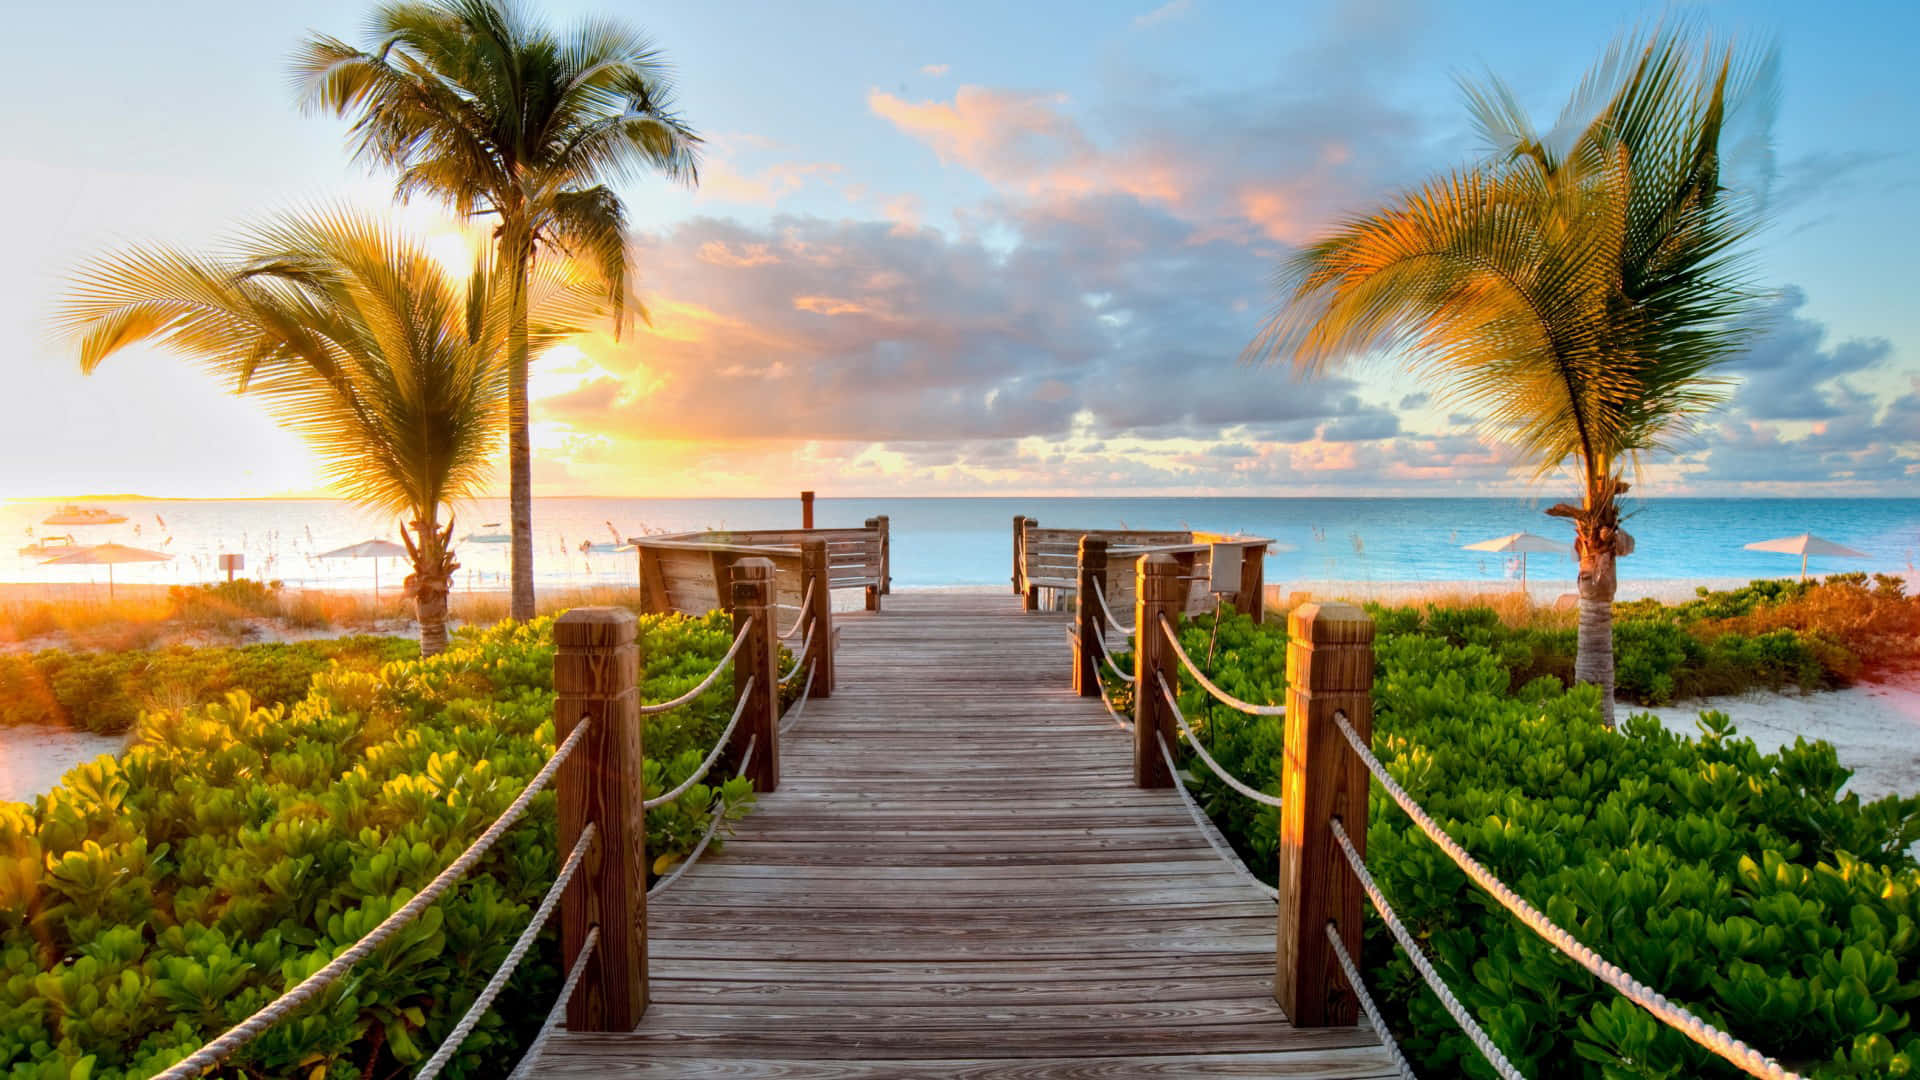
[644,677,755,810]
[1153,670,1284,808]
[638,616,754,715]
[1159,614,1284,716]
[1093,670,1134,732]
[151,720,593,1080]
[1092,584,1134,635]
[1324,920,1417,1080]
[415,823,598,1079]
[1332,713,1805,1080]
[1330,816,1526,1079]
[781,623,815,685]
[1155,731,1276,900]
[1089,621,1135,683]
[778,580,817,639]
[502,925,598,1080]
[650,733,756,897]
[780,663,818,736]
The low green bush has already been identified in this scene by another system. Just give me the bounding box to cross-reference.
[0,637,420,734]
[0,611,759,1079]
[1112,607,1920,1078]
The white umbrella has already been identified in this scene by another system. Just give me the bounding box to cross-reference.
[1742,533,1870,580]
[317,538,408,599]
[1461,531,1568,592]
[40,542,172,600]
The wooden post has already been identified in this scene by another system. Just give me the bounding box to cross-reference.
[729,558,781,793]
[1132,554,1182,788]
[636,546,670,614]
[862,517,884,612]
[1238,544,1267,624]
[553,608,647,1031]
[1012,515,1029,598]
[801,538,834,697]
[876,515,891,596]
[1276,602,1374,1027]
[1073,536,1108,696]
[800,490,815,530]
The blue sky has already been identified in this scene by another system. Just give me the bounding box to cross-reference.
[2,0,1915,497]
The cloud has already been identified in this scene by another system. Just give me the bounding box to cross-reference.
[921,63,950,77]
[1725,286,1892,420]
[1134,0,1193,28]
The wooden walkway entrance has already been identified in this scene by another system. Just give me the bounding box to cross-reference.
[539,592,1394,1078]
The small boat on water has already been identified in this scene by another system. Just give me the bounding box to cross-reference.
[19,535,91,559]
[43,504,128,526]
[461,522,511,543]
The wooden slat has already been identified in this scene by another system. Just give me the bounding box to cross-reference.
[535,592,1391,1078]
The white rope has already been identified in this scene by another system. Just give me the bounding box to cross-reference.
[415,823,597,1079]
[1154,731,1275,900]
[152,721,592,1080]
[1093,585,1135,635]
[643,677,754,810]
[1330,818,1526,1079]
[638,617,754,715]
[1093,674,1135,732]
[780,624,815,685]
[1334,714,1804,1080]
[1090,621,1135,683]
[1160,614,1285,716]
[649,734,755,897]
[1155,670,1284,808]
[1325,920,1419,1080]
[503,925,598,1080]
[780,663,818,736]
[778,580,816,639]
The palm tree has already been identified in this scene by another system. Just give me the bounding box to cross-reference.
[58,212,603,654]
[1251,28,1775,725]
[294,0,701,622]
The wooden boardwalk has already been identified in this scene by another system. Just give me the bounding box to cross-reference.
[540,592,1394,1078]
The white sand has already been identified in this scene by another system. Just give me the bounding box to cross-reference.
[0,726,129,803]
[1636,676,1920,803]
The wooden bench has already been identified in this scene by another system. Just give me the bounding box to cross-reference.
[1011,517,1273,622]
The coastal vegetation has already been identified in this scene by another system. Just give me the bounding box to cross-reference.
[59,213,607,654]
[1111,596,1920,1077]
[296,0,703,622]
[0,611,759,1079]
[1253,27,1779,725]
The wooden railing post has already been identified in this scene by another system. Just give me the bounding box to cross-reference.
[1276,601,1374,1027]
[800,490,815,530]
[862,517,885,612]
[876,515,891,597]
[1235,544,1268,624]
[553,607,647,1031]
[1012,515,1029,598]
[1073,536,1107,696]
[729,558,781,793]
[801,538,834,697]
[1132,554,1182,787]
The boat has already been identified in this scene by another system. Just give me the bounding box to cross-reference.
[19,535,91,558]
[461,522,512,543]
[43,504,128,526]
[578,540,629,554]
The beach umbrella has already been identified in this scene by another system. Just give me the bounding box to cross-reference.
[1461,531,1568,591]
[40,542,172,600]
[1742,533,1870,580]
[316,538,408,599]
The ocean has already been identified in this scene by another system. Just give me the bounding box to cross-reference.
[5,496,1917,593]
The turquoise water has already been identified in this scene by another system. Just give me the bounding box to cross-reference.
[5,497,1916,590]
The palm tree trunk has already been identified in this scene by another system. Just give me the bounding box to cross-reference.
[1574,539,1618,728]
[504,228,535,622]
[405,516,458,657]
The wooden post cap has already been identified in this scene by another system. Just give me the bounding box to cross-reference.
[555,606,638,647]
[1286,603,1375,693]
[731,557,774,584]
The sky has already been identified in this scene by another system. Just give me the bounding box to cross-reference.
[1,0,1915,500]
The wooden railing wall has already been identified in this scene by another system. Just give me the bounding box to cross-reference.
[631,516,889,617]
[1012,516,1271,622]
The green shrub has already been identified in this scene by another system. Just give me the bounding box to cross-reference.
[1113,608,1920,1077]
[0,637,420,734]
[0,612,758,1079]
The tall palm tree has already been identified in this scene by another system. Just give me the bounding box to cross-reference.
[58,212,602,654]
[294,0,701,622]
[1251,28,1775,725]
